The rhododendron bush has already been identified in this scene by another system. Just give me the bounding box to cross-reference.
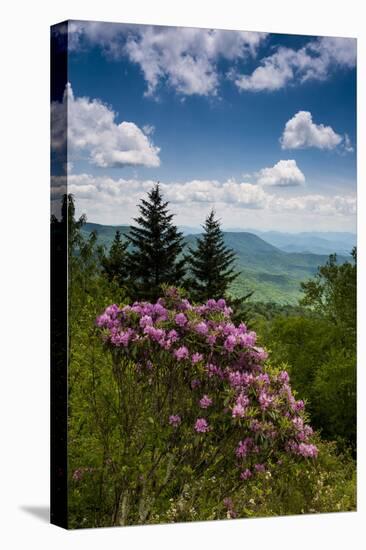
[91,288,319,524]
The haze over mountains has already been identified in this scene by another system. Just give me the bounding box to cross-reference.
[82,223,355,305]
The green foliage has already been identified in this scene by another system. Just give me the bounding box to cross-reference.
[127,184,186,301]
[187,210,240,301]
[256,249,357,451]
[301,247,356,337]
[257,315,356,450]
[312,349,356,446]
[146,439,356,523]
[64,194,356,528]
[101,230,129,287]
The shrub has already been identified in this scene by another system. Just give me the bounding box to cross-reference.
[91,287,319,525]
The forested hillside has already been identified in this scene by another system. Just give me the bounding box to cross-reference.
[83,223,351,304]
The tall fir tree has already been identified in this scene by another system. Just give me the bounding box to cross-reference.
[187,209,239,301]
[101,230,129,287]
[127,184,186,300]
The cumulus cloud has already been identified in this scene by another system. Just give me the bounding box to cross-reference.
[51,83,160,168]
[67,22,267,96]
[234,36,356,92]
[125,27,266,96]
[65,174,268,210]
[61,173,355,224]
[256,160,305,187]
[272,194,356,216]
[280,111,343,150]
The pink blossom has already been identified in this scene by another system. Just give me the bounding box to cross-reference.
[96,313,111,328]
[294,399,305,411]
[254,463,266,473]
[206,334,217,346]
[240,469,252,480]
[143,325,165,343]
[167,329,179,342]
[139,315,153,328]
[297,443,318,458]
[195,322,208,335]
[250,419,261,432]
[191,352,204,364]
[235,437,253,458]
[175,313,188,327]
[169,415,181,427]
[199,395,213,409]
[195,418,209,433]
[224,335,236,353]
[259,391,273,410]
[232,403,245,418]
[278,371,290,384]
[174,346,189,361]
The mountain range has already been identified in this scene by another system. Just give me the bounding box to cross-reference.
[82,223,355,305]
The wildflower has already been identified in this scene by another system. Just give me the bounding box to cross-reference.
[96,313,110,328]
[232,403,245,418]
[167,329,179,342]
[224,335,236,352]
[254,463,266,473]
[294,399,305,411]
[174,346,189,361]
[169,415,181,427]
[139,315,153,328]
[278,371,290,384]
[207,334,217,346]
[235,437,253,458]
[175,313,188,327]
[240,469,252,480]
[191,379,201,389]
[297,443,318,458]
[72,468,84,482]
[199,395,213,409]
[259,391,273,410]
[143,325,165,343]
[195,321,208,335]
[223,497,234,510]
[195,418,209,433]
[191,352,204,364]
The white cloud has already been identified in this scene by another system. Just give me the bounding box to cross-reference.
[256,160,305,187]
[343,133,354,153]
[61,173,355,227]
[280,111,343,150]
[125,27,267,96]
[68,22,267,96]
[51,83,160,168]
[234,36,356,92]
[272,194,356,216]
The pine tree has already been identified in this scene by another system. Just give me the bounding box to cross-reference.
[101,230,129,287]
[187,209,239,301]
[127,184,186,301]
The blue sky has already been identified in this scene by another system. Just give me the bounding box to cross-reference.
[52,21,356,231]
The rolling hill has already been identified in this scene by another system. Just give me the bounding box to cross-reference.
[83,223,352,305]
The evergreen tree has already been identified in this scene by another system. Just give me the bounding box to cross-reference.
[187,210,239,301]
[101,230,129,287]
[127,184,186,301]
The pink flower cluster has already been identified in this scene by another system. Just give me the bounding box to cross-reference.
[96,288,318,477]
[195,418,210,433]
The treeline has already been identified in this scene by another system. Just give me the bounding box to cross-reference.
[94,183,239,303]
